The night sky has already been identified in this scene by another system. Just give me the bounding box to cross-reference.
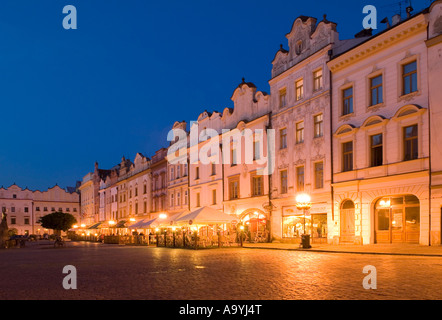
[0,0,431,190]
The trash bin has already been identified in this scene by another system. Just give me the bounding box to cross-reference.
[300,234,311,249]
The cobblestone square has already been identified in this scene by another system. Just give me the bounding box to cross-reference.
[1,241,442,300]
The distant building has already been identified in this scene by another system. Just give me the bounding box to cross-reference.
[0,184,80,235]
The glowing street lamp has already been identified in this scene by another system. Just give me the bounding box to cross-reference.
[295,193,312,235]
[159,213,168,220]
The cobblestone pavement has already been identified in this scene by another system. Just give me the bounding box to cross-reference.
[1,241,442,300]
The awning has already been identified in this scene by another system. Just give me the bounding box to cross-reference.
[111,220,127,228]
[87,222,103,229]
[128,218,150,229]
[137,218,160,229]
[158,210,190,227]
[175,207,237,225]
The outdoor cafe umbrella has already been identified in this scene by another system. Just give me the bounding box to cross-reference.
[128,218,151,229]
[136,218,160,229]
[175,206,237,226]
[159,210,190,227]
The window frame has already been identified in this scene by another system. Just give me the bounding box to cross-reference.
[296,121,304,144]
[314,162,324,189]
[313,113,324,138]
[403,124,418,161]
[342,86,354,116]
[313,68,323,92]
[280,169,288,194]
[342,141,354,172]
[280,128,287,149]
[295,78,304,101]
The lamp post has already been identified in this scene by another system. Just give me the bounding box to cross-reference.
[239,224,245,247]
[296,193,312,248]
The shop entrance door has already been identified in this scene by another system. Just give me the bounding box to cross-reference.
[375,195,420,244]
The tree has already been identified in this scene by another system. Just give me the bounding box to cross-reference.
[37,211,77,235]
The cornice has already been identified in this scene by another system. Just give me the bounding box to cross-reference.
[328,15,428,73]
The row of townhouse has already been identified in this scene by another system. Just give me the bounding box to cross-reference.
[0,184,80,235]
[80,1,442,245]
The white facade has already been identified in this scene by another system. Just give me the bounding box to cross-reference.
[0,184,80,235]
[327,3,442,245]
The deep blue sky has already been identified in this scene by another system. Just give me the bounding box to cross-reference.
[0,0,430,190]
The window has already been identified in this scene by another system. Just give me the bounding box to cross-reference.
[73,208,77,212]
[11,207,15,213]
[295,79,304,101]
[295,40,303,55]
[176,165,180,179]
[212,189,217,205]
[402,61,417,95]
[12,194,16,199]
[10,216,16,225]
[195,167,200,180]
[280,170,288,194]
[66,208,70,212]
[170,167,175,180]
[296,166,305,192]
[252,175,264,197]
[143,184,147,194]
[211,162,216,176]
[177,193,181,206]
[170,194,174,207]
[342,87,354,115]
[196,193,201,207]
[231,147,237,166]
[280,128,287,149]
[404,125,418,161]
[314,114,323,138]
[370,75,383,106]
[184,190,188,205]
[371,134,383,167]
[135,203,138,214]
[229,177,239,200]
[44,207,48,212]
[342,141,353,172]
[279,88,287,108]
[24,207,29,213]
[313,69,323,91]
[36,207,40,211]
[143,201,147,213]
[253,140,261,160]
[184,164,188,176]
[296,122,304,144]
[314,162,324,189]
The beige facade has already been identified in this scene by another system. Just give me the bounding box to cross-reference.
[269,16,344,243]
[78,1,442,246]
[0,184,80,235]
[327,2,442,245]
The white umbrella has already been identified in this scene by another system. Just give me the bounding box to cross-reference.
[175,207,237,226]
[159,210,190,227]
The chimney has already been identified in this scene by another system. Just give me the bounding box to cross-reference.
[354,28,373,38]
[391,14,401,26]
[406,6,414,18]
[381,17,390,29]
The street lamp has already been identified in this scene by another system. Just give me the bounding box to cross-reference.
[296,193,312,234]
[239,224,245,247]
[296,193,312,249]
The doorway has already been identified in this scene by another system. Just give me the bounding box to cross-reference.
[340,200,355,243]
[375,195,420,244]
